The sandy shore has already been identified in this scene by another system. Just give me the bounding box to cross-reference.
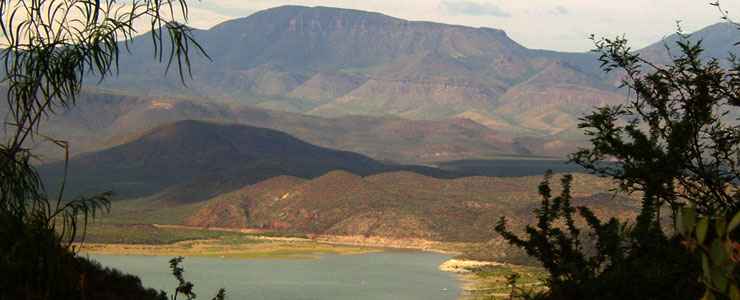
[439,259,503,273]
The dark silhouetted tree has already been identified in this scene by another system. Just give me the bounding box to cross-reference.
[497,3,740,299]
[0,1,214,299]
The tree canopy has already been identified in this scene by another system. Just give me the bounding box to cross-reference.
[0,1,208,299]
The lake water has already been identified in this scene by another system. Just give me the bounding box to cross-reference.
[88,251,461,300]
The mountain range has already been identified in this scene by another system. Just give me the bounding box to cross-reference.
[24,89,546,165]
[39,117,590,207]
[100,5,626,138]
[23,5,737,248]
[101,5,734,134]
[21,5,736,167]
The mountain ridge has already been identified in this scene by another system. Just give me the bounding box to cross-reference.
[16,7,738,169]
[81,6,737,141]
[96,5,620,137]
[24,90,555,165]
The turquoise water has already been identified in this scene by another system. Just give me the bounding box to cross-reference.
[88,252,461,300]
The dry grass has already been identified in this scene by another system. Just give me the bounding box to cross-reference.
[78,234,379,260]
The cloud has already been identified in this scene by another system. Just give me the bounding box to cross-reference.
[440,1,510,17]
[190,1,256,19]
[551,5,569,16]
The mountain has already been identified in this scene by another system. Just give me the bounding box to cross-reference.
[639,22,739,65]
[94,5,622,137]
[23,90,552,165]
[40,120,391,200]
[185,171,638,242]
[7,8,737,165]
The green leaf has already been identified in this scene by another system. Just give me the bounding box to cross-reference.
[702,290,716,300]
[730,284,740,300]
[698,217,710,244]
[716,217,727,238]
[710,239,729,266]
[728,211,740,234]
[711,267,729,292]
[676,210,686,235]
[703,254,712,279]
[683,207,697,234]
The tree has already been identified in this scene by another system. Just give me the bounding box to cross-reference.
[497,4,740,299]
[168,257,226,300]
[496,172,701,300]
[0,0,207,298]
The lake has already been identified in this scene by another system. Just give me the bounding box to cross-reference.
[88,251,461,300]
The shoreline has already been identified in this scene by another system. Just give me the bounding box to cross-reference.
[83,225,505,299]
[152,224,469,255]
[438,259,507,300]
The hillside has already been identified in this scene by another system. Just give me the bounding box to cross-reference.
[22,90,545,165]
[185,171,637,243]
[40,120,389,201]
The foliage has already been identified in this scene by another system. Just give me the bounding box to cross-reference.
[496,173,604,292]
[504,273,546,300]
[0,0,207,298]
[0,223,167,300]
[497,6,740,300]
[463,264,546,300]
[169,257,196,300]
[574,34,740,215]
[167,256,226,300]
[495,173,702,299]
[677,206,740,299]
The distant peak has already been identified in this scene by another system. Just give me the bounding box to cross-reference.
[227,4,401,24]
[259,5,395,17]
[210,4,511,36]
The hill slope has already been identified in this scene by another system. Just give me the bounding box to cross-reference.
[185,171,637,242]
[40,120,389,200]
[23,90,544,165]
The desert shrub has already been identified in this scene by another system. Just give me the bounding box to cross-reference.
[496,173,702,300]
[498,11,740,298]
[0,0,207,299]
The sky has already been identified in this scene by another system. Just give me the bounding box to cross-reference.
[182,0,740,52]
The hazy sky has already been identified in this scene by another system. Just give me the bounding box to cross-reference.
[184,1,740,52]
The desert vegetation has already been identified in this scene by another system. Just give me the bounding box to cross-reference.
[0,0,226,299]
[495,4,740,299]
